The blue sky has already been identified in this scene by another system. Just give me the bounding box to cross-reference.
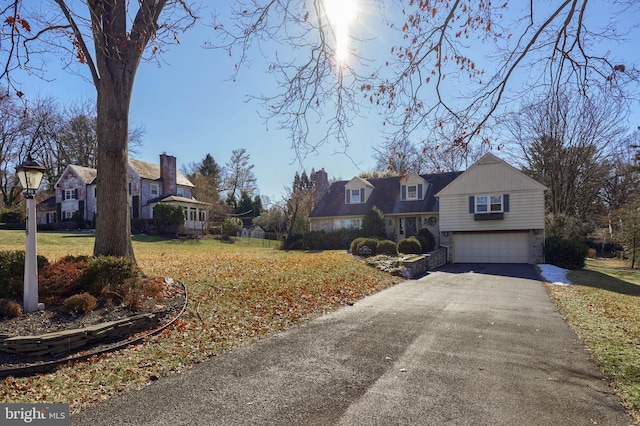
[14,2,640,204]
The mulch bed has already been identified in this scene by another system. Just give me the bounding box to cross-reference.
[0,281,186,371]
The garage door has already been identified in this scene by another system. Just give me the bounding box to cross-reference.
[453,232,529,263]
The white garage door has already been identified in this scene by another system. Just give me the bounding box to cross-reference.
[454,232,529,263]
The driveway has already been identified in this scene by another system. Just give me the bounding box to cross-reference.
[72,264,635,425]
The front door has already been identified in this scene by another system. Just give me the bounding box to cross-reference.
[405,217,417,237]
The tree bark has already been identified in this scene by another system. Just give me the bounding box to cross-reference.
[93,79,135,259]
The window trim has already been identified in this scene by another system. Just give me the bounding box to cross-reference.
[407,185,418,200]
[475,194,503,214]
[64,189,76,200]
[150,183,159,197]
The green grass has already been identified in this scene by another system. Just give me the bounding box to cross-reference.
[0,230,399,412]
[545,258,640,421]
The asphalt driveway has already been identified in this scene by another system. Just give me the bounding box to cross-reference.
[72,264,635,425]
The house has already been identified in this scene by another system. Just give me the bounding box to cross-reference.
[308,153,547,264]
[435,153,546,264]
[38,153,209,233]
[239,226,265,239]
[308,169,463,245]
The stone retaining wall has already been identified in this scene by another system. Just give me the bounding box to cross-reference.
[0,313,159,357]
[425,248,447,270]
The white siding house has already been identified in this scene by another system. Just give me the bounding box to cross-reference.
[436,153,547,264]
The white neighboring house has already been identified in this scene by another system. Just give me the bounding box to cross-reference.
[37,153,209,233]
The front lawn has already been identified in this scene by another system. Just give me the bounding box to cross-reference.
[545,258,640,421]
[0,230,400,412]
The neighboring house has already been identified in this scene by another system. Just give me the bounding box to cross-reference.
[239,226,265,239]
[308,170,463,245]
[309,153,547,264]
[39,153,209,233]
[436,153,547,264]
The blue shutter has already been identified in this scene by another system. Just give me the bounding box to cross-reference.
[360,188,365,203]
[418,184,423,199]
[401,185,407,200]
[346,189,350,204]
[503,194,510,212]
[469,196,475,213]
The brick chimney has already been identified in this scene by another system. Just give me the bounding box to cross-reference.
[313,168,329,204]
[160,153,177,196]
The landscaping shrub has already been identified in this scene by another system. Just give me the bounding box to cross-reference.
[544,236,589,269]
[63,292,97,314]
[358,238,380,256]
[153,204,185,236]
[350,237,367,254]
[417,228,436,252]
[362,206,387,238]
[0,250,49,299]
[282,234,305,250]
[1,210,24,224]
[80,256,142,300]
[122,276,165,311]
[397,237,422,255]
[0,298,22,318]
[376,240,398,256]
[39,255,91,305]
[222,217,243,239]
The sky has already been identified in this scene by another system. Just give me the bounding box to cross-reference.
[12,1,640,205]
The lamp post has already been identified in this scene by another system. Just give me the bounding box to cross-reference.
[16,154,45,312]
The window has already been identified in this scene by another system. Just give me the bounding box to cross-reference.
[338,219,361,229]
[351,189,361,203]
[407,185,417,200]
[470,194,508,220]
[490,195,503,212]
[150,184,159,197]
[475,196,488,212]
[177,187,185,197]
[64,211,73,220]
[64,189,76,200]
[199,210,206,222]
[190,208,196,221]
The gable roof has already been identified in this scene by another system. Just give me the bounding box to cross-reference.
[128,158,194,187]
[435,153,547,196]
[309,171,463,218]
[68,165,97,185]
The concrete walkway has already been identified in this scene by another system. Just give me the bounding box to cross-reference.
[72,264,635,425]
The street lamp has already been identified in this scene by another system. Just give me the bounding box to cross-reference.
[16,154,45,312]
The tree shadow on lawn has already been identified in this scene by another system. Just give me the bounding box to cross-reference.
[568,269,640,297]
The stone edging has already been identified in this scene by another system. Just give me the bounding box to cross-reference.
[0,280,188,378]
[0,313,160,357]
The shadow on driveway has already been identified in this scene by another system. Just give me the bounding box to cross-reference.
[435,263,541,280]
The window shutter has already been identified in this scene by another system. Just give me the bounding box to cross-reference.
[360,188,365,203]
[78,200,85,221]
[74,188,79,199]
[56,203,61,222]
[418,184,423,199]
[401,185,407,200]
[346,189,351,204]
[469,196,475,213]
[503,194,510,212]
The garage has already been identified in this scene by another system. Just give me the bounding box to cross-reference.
[453,232,529,263]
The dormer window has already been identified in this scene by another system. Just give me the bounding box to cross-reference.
[401,183,423,201]
[346,188,365,204]
[407,185,418,200]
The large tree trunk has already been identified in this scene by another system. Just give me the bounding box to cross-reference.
[93,79,135,259]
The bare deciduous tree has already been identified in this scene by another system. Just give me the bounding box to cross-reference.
[506,89,627,238]
[1,0,198,259]
[215,1,639,157]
